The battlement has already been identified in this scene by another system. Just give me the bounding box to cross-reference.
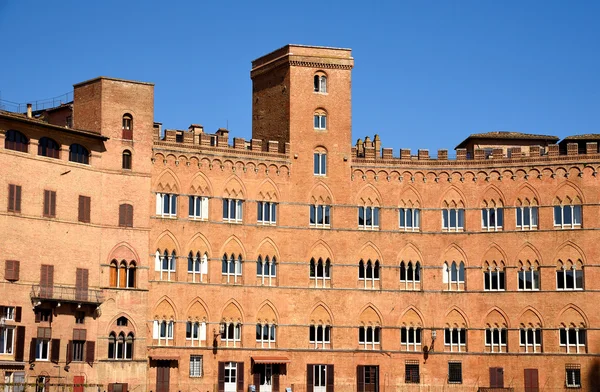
[354,134,600,165]
[153,123,290,157]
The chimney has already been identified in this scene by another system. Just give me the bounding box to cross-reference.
[26,103,32,118]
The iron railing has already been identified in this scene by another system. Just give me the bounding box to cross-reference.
[30,284,104,305]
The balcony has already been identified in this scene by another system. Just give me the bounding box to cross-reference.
[30,284,104,305]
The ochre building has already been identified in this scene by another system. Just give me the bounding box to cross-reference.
[1,45,599,392]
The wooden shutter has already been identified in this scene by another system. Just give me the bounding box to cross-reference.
[50,191,56,217]
[5,260,20,281]
[218,362,225,392]
[14,326,25,361]
[253,372,260,389]
[8,184,21,212]
[122,383,128,392]
[307,364,314,391]
[524,369,539,392]
[15,306,22,322]
[108,384,114,392]
[237,362,244,392]
[357,365,364,392]
[76,269,89,301]
[79,196,91,223]
[51,338,60,363]
[119,204,126,226]
[66,340,73,364]
[127,204,134,226]
[15,185,21,212]
[327,365,334,392]
[35,310,40,323]
[490,367,504,388]
[44,190,49,216]
[44,190,56,217]
[86,340,95,365]
[29,338,36,362]
[40,265,54,298]
[273,373,280,392]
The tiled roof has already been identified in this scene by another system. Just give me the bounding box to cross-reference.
[456,131,559,149]
[560,134,600,141]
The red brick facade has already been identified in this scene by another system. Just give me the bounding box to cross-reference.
[1,45,599,391]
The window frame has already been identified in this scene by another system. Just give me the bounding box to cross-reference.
[156,193,177,218]
[556,263,584,291]
[313,112,327,130]
[221,322,241,347]
[519,328,541,353]
[255,323,276,348]
[122,150,132,170]
[444,328,466,352]
[358,259,380,289]
[257,201,277,225]
[313,152,327,176]
[313,74,327,94]
[358,325,381,350]
[156,320,174,346]
[187,252,208,283]
[309,325,331,349]
[554,204,582,229]
[483,265,506,291]
[399,208,420,231]
[358,206,380,230]
[222,198,243,223]
[189,196,209,220]
[256,256,277,285]
[559,328,586,354]
[448,362,463,384]
[516,206,538,230]
[190,355,203,378]
[399,261,421,290]
[481,207,503,231]
[4,130,29,152]
[442,208,465,231]
[309,257,331,288]
[0,326,14,354]
[484,328,508,353]
[68,144,89,164]
[309,205,331,228]
[400,327,422,352]
[35,338,50,361]
[221,254,243,283]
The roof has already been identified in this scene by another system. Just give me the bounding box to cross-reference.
[560,134,600,142]
[73,76,154,88]
[0,110,109,141]
[455,131,559,149]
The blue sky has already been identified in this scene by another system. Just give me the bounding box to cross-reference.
[1,1,599,154]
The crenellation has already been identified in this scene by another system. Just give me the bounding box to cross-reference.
[417,149,429,160]
[401,148,411,160]
[548,144,559,156]
[587,142,598,154]
[382,147,393,159]
[268,140,279,153]
[438,149,448,160]
[456,148,467,160]
[233,137,246,149]
[474,148,485,160]
[567,142,578,155]
[251,138,262,151]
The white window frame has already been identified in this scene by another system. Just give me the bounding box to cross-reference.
[188,252,208,283]
[313,152,327,176]
[556,265,584,291]
[400,327,422,352]
[484,266,505,291]
[310,205,331,228]
[158,251,176,281]
[314,75,327,94]
[257,256,276,286]
[442,208,464,231]
[560,328,586,354]
[35,338,50,361]
[481,207,503,231]
[223,199,243,223]
[186,321,206,347]
[399,261,420,290]
[309,325,331,349]
[443,261,465,291]
[257,201,277,225]
[314,114,327,130]
[516,206,538,230]
[519,328,541,353]
[359,260,380,289]
[256,323,276,348]
[566,368,581,388]
[359,326,381,350]
[153,320,174,346]
[554,204,582,229]
[222,255,243,284]
[358,206,380,230]
[0,326,14,354]
[444,328,466,352]
[190,355,203,378]
[399,208,420,231]
[310,258,331,288]
[221,322,241,347]
[224,362,238,389]
[189,196,209,220]
[156,193,177,218]
[518,266,540,291]
[485,328,507,353]
[2,307,15,320]
[313,364,328,389]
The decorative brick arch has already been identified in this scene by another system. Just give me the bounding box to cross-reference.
[106,312,138,335]
[515,243,543,266]
[154,168,180,193]
[107,242,140,265]
[441,243,468,267]
[223,174,246,198]
[185,298,210,322]
[444,307,469,328]
[399,306,425,328]
[556,304,588,328]
[355,183,382,206]
[483,307,510,328]
[554,181,585,204]
[153,296,177,321]
[358,241,383,265]
[397,243,423,265]
[439,185,467,208]
[185,233,212,256]
[221,299,244,323]
[481,243,508,268]
[398,185,422,208]
[220,235,247,259]
[307,239,334,261]
[514,183,541,207]
[481,184,505,207]
[256,178,281,202]
[519,306,544,328]
[256,300,279,324]
[188,171,213,196]
[308,181,334,204]
[358,304,383,326]
[255,237,280,261]
[309,302,334,325]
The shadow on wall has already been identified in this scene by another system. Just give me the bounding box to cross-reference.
[589,359,600,391]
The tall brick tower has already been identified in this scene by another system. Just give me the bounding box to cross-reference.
[251,45,354,180]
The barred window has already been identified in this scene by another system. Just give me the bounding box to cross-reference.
[448,362,462,384]
[190,355,203,377]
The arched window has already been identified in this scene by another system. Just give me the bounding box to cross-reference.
[483,261,505,291]
[122,150,132,170]
[257,255,276,285]
[125,332,134,359]
[69,144,89,164]
[153,320,174,346]
[359,325,381,350]
[108,330,133,360]
[109,261,118,287]
[255,323,277,348]
[188,251,208,283]
[400,261,421,290]
[222,253,242,283]
[556,260,584,290]
[400,327,422,352]
[443,261,465,291]
[314,74,327,93]
[4,130,29,152]
[38,137,60,158]
[554,198,582,229]
[220,322,241,347]
[309,324,331,349]
[516,198,538,230]
[313,109,327,130]
[122,114,133,140]
[310,257,331,288]
[128,261,136,288]
[313,148,327,176]
[518,261,540,291]
[186,321,207,346]
[108,332,116,358]
[359,259,380,289]
[158,250,176,281]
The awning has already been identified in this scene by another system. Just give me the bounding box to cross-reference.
[149,355,179,361]
[0,361,25,369]
[252,356,290,364]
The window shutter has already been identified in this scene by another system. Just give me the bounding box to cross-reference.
[273,373,280,392]
[35,310,41,323]
[357,365,364,392]
[307,365,314,391]
[5,260,19,281]
[127,204,134,227]
[108,384,114,392]
[8,184,15,211]
[44,190,50,216]
[14,260,20,281]
[78,196,85,222]
[155,253,161,272]
[200,322,206,341]
[237,362,244,392]
[152,321,159,339]
[51,339,60,363]
[218,362,225,392]
[119,204,126,226]
[202,197,209,219]
[490,367,497,387]
[156,194,162,215]
[327,365,335,392]
[86,340,95,366]
[15,306,22,322]
[253,372,260,389]
[201,256,208,274]
[122,383,128,392]
[29,338,36,362]
[15,326,25,361]
[66,340,73,365]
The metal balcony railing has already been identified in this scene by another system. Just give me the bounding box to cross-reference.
[30,284,104,305]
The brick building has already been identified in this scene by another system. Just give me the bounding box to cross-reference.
[1,44,599,392]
